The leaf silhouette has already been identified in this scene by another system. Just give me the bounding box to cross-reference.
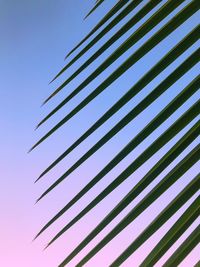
[33,1,200,265]
[32,1,199,151]
[36,28,199,178]
[36,55,199,200]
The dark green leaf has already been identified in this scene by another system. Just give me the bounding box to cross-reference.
[68,0,131,57]
[39,0,187,122]
[140,196,200,266]
[84,0,106,19]
[32,1,198,149]
[49,0,145,85]
[36,28,200,178]
[163,224,200,267]
[35,100,199,242]
[35,57,199,200]
[67,169,200,266]
[41,121,199,259]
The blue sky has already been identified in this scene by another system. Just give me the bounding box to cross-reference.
[0,1,199,266]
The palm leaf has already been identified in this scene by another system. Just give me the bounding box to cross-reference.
[35,75,199,223]
[70,0,130,53]
[36,27,199,178]
[39,120,200,252]
[109,176,200,267]
[49,0,147,85]
[43,103,199,242]
[194,260,200,267]
[33,0,200,265]
[140,196,200,266]
[84,0,106,19]
[162,225,200,267]
[35,113,199,244]
[62,173,200,266]
[32,0,198,150]
[37,0,191,127]
[36,56,199,199]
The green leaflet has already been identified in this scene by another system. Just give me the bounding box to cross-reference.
[35,86,199,240]
[44,104,199,244]
[31,1,198,149]
[162,224,200,267]
[35,97,199,241]
[33,0,200,265]
[77,173,200,267]
[70,0,130,55]
[49,0,144,85]
[140,196,200,266]
[63,0,143,67]
[35,54,199,200]
[38,0,187,126]
[42,121,200,259]
[84,0,106,19]
[194,260,200,267]
[36,28,200,178]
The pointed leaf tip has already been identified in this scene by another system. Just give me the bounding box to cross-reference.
[27,148,32,154]
[32,231,40,241]
[65,51,71,59]
[35,198,40,204]
[35,173,44,183]
[34,178,39,184]
[49,78,55,85]
[43,244,49,251]
[36,121,42,129]
[40,101,46,108]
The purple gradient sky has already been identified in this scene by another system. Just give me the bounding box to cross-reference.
[0,0,199,266]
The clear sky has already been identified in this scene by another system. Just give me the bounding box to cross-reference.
[0,0,199,266]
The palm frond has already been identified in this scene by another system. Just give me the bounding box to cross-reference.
[33,0,200,265]
[49,0,144,85]
[62,173,200,266]
[109,177,200,267]
[84,0,106,19]
[162,224,200,267]
[67,0,131,57]
[36,56,199,201]
[35,83,199,240]
[42,102,199,243]
[36,27,199,178]
[37,0,192,128]
[44,123,199,261]
[140,196,200,266]
[32,1,198,151]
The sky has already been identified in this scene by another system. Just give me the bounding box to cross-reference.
[0,0,199,266]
